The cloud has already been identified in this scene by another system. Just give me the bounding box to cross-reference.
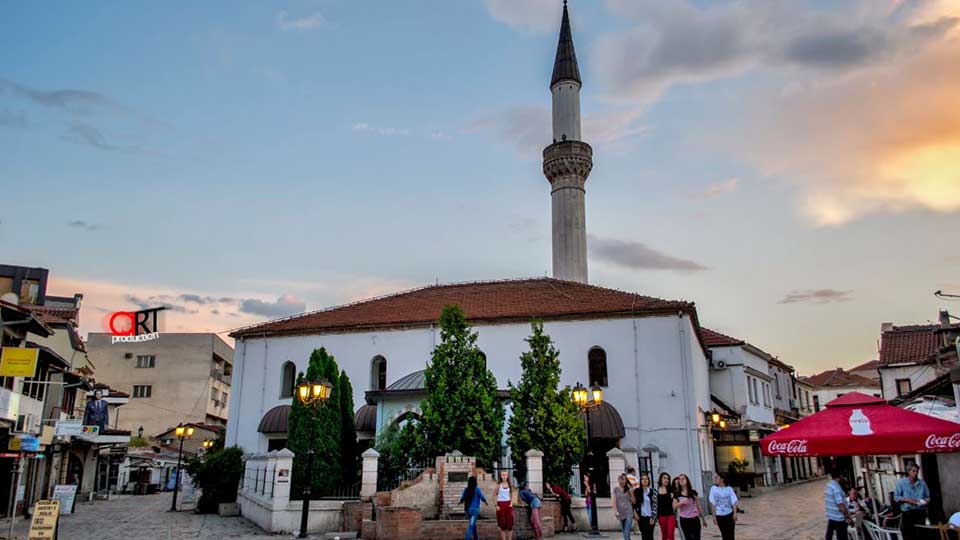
[239,294,306,318]
[0,78,127,115]
[60,122,139,152]
[690,178,738,199]
[277,10,326,31]
[352,123,410,137]
[484,0,559,32]
[0,109,26,129]
[67,220,102,231]
[779,289,854,304]
[126,295,195,313]
[588,235,707,271]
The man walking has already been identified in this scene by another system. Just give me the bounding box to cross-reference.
[824,470,854,540]
[894,464,929,540]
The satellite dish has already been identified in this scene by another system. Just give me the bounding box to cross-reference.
[0,292,18,305]
[716,360,727,369]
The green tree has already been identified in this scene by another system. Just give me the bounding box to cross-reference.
[507,321,585,487]
[286,347,342,497]
[183,446,244,513]
[417,305,504,466]
[374,420,421,489]
[338,369,360,485]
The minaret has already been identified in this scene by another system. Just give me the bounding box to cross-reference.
[543,0,592,283]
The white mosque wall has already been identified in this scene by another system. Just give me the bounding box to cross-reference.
[226,314,712,485]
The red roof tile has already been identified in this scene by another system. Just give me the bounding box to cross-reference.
[701,328,744,347]
[803,368,880,388]
[23,304,79,325]
[231,277,696,338]
[879,324,954,367]
[849,359,879,372]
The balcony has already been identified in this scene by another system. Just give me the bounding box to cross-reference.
[210,368,232,385]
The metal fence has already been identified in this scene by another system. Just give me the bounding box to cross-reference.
[376,459,431,492]
[243,464,275,498]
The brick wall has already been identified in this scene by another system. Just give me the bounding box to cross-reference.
[343,501,372,532]
[375,506,422,540]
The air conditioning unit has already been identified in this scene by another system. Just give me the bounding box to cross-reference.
[789,398,799,409]
[715,360,728,369]
[14,414,33,433]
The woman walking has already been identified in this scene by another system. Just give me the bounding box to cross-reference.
[459,476,488,540]
[614,474,637,540]
[496,470,515,540]
[673,474,707,540]
[548,483,577,533]
[518,483,544,540]
[709,473,738,540]
[583,473,595,526]
[656,472,676,540]
[634,473,658,540]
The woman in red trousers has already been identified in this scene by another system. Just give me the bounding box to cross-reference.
[656,472,676,540]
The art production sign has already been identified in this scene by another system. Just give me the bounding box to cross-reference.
[28,499,60,540]
[0,347,39,378]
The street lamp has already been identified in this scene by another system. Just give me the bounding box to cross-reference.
[572,381,603,536]
[170,423,194,511]
[295,378,333,539]
[710,411,721,425]
[201,440,214,451]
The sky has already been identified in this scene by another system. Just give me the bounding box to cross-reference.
[2,0,959,376]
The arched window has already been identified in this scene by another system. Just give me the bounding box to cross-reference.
[371,356,387,391]
[588,347,608,387]
[279,361,296,399]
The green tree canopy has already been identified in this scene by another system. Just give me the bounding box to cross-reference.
[417,305,505,466]
[286,347,342,497]
[338,369,360,484]
[507,321,585,487]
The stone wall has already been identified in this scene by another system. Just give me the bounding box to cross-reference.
[388,468,439,518]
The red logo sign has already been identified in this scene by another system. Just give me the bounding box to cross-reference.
[105,307,165,344]
[924,433,960,450]
[767,439,809,454]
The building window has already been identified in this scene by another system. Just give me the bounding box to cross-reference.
[211,387,218,400]
[371,356,387,391]
[588,347,608,387]
[280,361,296,398]
[813,395,820,412]
[895,378,911,396]
[774,373,782,398]
[133,385,152,398]
[222,392,228,406]
[763,383,771,407]
[805,391,811,409]
[747,376,755,404]
[136,355,155,368]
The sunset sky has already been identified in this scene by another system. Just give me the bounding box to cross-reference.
[2,0,958,376]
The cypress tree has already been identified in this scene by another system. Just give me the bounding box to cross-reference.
[338,369,360,485]
[417,305,504,467]
[507,321,585,487]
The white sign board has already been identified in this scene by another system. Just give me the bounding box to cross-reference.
[52,485,77,514]
[54,420,83,437]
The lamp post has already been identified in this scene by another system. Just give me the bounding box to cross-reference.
[169,423,194,511]
[295,378,333,539]
[201,440,214,453]
[572,381,603,536]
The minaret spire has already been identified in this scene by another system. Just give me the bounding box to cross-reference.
[543,0,592,283]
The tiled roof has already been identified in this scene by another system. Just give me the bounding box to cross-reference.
[387,370,426,391]
[702,328,745,347]
[230,278,696,339]
[850,359,879,372]
[23,304,78,325]
[803,368,880,389]
[879,323,957,366]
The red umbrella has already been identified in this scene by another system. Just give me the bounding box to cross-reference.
[761,392,960,457]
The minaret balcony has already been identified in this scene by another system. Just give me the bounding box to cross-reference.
[543,140,593,184]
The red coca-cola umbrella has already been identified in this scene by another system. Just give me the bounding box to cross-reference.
[761,392,960,457]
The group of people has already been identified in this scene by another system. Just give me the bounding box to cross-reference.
[459,471,545,540]
[612,468,740,540]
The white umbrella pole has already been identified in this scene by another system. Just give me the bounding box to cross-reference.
[863,456,880,526]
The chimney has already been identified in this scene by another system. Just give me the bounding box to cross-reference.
[939,310,951,328]
[881,322,894,333]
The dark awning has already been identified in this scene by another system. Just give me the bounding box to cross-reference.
[586,401,625,440]
[356,405,376,433]
[26,342,70,370]
[258,404,290,434]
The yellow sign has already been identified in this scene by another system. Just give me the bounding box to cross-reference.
[7,438,20,451]
[28,499,59,540]
[0,347,39,378]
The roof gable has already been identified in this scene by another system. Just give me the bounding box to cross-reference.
[803,368,880,389]
[879,324,950,366]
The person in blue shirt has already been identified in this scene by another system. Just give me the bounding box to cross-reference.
[824,469,854,540]
[460,476,487,540]
[518,483,543,540]
[894,464,930,540]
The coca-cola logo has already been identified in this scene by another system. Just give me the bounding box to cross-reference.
[767,439,809,454]
[924,433,960,450]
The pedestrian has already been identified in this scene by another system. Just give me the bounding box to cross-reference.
[709,472,738,540]
[518,483,543,540]
[460,476,488,540]
[824,469,854,540]
[634,472,658,540]
[614,473,636,540]
[627,467,640,489]
[672,473,707,540]
[657,472,676,540]
[583,473,595,526]
[496,470,515,540]
[894,464,929,540]
[547,483,577,533]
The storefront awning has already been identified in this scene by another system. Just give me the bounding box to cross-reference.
[586,401,625,440]
[356,405,376,433]
[258,404,290,434]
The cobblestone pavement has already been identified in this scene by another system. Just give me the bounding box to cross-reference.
[1,479,829,540]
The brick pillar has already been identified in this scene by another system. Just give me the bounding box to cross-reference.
[361,448,380,498]
[607,448,626,490]
[525,449,545,496]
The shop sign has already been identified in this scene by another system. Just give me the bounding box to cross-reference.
[52,485,77,514]
[0,347,38,378]
[27,499,60,539]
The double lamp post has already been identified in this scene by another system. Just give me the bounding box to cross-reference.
[294,378,334,539]
[572,381,603,536]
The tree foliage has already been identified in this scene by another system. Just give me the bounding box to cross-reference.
[184,446,244,513]
[507,321,585,487]
[338,369,360,484]
[286,347,342,497]
[417,305,505,466]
